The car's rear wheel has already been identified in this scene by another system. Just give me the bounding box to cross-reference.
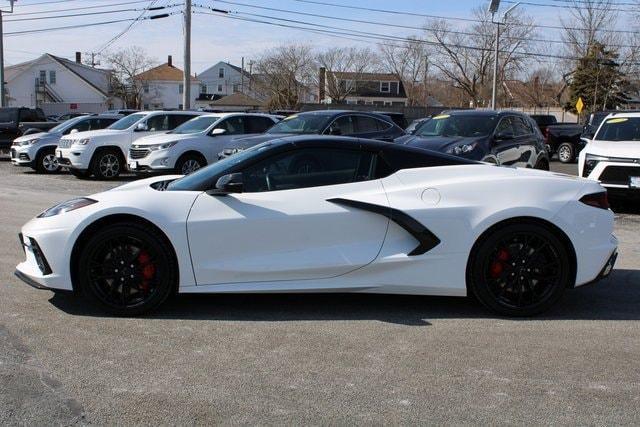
[176,153,206,175]
[35,147,61,174]
[468,223,570,316]
[534,158,549,170]
[557,142,575,163]
[91,149,123,179]
[77,223,176,315]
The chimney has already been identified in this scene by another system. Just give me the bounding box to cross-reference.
[318,67,326,103]
[167,55,172,67]
[75,52,82,64]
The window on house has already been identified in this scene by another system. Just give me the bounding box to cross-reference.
[49,70,56,85]
[39,70,46,85]
[143,82,149,93]
[217,84,223,92]
[179,84,184,94]
[143,104,150,110]
[200,84,207,94]
[380,81,390,93]
[218,68,224,78]
[390,81,399,94]
[232,83,240,93]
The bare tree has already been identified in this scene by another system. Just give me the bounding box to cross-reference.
[105,46,157,108]
[561,0,618,57]
[378,38,427,106]
[423,6,536,107]
[316,47,377,103]
[253,44,316,109]
[515,67,563,107]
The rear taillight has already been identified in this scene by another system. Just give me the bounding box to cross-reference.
[580,192,609,210]
[544,127,549,142]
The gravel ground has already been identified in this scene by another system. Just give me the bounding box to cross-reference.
[1,159,639,425]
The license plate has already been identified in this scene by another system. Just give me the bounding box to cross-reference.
[630,176,640,188]
[129,161,138,170]
[56,149,63,159]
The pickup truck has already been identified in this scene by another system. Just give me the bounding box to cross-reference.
[0,107,57,155]
[530,114,583,163]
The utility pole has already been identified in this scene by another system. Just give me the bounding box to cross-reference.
[0,0,16,108]
[489,0,520,110]
[182,0,191,110]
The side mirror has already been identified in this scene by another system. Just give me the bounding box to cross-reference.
[328,126,342,136]
[210,128,226,137]
[210,173,243,195]
[70,129,78,134]
[494,130,514,141]
[135,122,148,132]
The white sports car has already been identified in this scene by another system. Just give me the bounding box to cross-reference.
[15,136,618,316]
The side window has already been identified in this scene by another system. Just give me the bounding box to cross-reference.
[513,117,532,136]
[87,118,105,131]
[376,118,392,131]
[246,116,275,133]
[495,117,515,136]
[215,116,245,135]
[72,120,92,132]
[328,115,355,135]
[146,114,170,131]
[242,148,374,192]
[168,114,197,129]
[19,109,37,122]
[355,116,380,133]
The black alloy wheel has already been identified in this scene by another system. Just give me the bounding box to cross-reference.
[77,223,176,315]
[469,223,570,316]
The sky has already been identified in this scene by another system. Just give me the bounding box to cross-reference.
[0,0,632,74]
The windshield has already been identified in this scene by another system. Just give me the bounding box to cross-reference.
[595,117,640,141]
[170,116,220,134]
[108,113,146,130]
[0,109,18,123]
[48,116,83,133]
[266,114,330,134]
[167,143,273,191]
[415,114,496,138]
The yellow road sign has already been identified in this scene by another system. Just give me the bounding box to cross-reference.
[576,97,584,114]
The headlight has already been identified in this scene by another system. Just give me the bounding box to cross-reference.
[73,138,91,146]
[148,141,178,151]
[37,197,97,218]
[17,138,40,146]
[448,143,478,155]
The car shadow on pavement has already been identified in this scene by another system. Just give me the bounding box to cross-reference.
[48,268,640,324]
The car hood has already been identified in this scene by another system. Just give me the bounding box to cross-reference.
[133,133,199,146]
[66,129,122,140]
[584,139,640,158]
[13,132,53,142]
[105,174,184,193]
[400,135,486,152]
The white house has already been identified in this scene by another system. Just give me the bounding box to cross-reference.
[3,52,123,115]
[134,56,201,110]
[198,61,252,97]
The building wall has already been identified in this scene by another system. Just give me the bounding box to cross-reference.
[7,58,106,108]
[140,80,200,110]
[198,62,248,96]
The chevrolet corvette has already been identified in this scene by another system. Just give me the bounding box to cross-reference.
[15,136,618,316]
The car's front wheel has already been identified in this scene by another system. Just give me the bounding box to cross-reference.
[176,153,206,175]
[91,149,124,179]
[77,222,177,315]
[35,147,61,174]
[468,223,571,316]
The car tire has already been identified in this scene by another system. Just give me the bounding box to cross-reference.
[557,142,575,163]
[467,223,570,317]
[176,153,206,175]
[91,149,124,180]
[77,222,177,316]
[534,158,549,170]
[35,147,61,174]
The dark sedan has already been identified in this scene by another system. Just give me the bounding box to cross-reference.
[396,110,549,169]
[218,110,405,158]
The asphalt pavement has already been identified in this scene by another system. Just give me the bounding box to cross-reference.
[1,160,639,425]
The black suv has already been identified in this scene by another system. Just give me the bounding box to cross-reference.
[218,110,405,158]
[395,110,549,169]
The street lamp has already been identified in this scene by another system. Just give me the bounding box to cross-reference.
[490,1,520,110]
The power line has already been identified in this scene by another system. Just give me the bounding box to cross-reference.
[503,0,638,13]
[209,0,640,51]
[286,0,640,35]
[96,0,165,54]
[4,18,137,36]
[5,8,145,23]
[11,0,155,16]
[13,0,85,6]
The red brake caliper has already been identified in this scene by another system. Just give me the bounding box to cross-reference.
[137,251,155,292]
[490,248,510,279]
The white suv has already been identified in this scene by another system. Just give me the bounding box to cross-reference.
[57,110,203,179]
[579,112,640,195]
[128,113,279,175]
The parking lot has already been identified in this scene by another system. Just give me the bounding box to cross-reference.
[1,159,639,425]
